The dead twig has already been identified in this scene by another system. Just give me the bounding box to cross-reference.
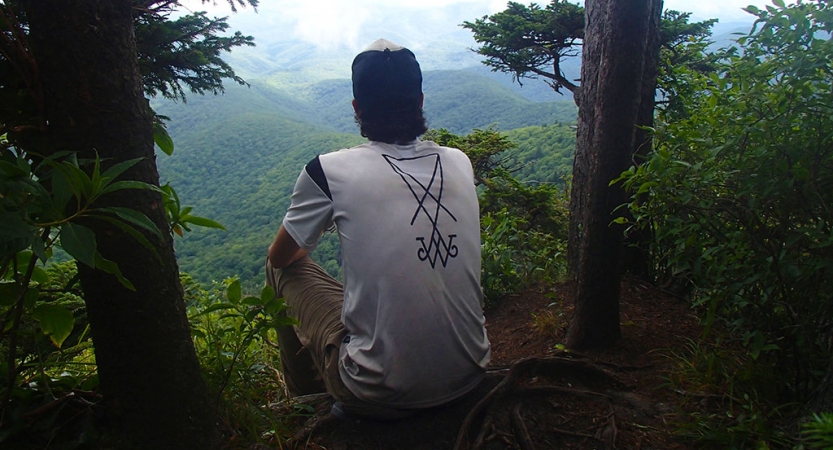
[551,426,600,441]
[595,402,618,450]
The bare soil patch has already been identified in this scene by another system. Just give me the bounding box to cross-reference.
[278,279,702,450]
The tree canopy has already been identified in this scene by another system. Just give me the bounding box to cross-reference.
[462,0,584,95]
[134,2,255,102]
[463,0,718,105]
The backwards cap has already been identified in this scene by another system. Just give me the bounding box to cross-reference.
[351,39,423,113]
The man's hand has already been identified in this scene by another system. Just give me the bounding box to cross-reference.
[268,225,308,268]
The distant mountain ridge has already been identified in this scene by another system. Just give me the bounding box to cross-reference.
[154,68,578,286]
[162,68,578,137]
[155,7,754,287]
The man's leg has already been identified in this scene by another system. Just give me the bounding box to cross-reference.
[266,257,419,420]
[265,257,345,396]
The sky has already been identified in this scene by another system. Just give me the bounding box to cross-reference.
[178,0,777,52]
[174,0,780,67]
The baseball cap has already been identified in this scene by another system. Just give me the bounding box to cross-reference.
[351,39,423,113]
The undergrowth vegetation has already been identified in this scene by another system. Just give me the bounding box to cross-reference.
[620,1,833,447]
[425,128,569,304]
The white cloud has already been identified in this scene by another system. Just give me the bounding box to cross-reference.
[178,0,502,49]
[178,0,778,50]
[663,0,773,21]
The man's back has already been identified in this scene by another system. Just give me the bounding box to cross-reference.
[285,139,490,407]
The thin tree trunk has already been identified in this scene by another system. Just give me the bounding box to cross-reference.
[622,0,663,281]
[565,0,658,350]
[24,1,220,447]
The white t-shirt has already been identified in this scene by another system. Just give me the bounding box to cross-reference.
[282,139,491,408]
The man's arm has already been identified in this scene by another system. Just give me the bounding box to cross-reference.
[268,225,309,269]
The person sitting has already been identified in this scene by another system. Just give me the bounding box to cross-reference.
[266,38,490,420]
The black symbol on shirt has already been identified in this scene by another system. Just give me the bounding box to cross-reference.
[383,153,459,268]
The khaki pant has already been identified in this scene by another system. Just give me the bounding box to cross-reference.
[265,256,416,420]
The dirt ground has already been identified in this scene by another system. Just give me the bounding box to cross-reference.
[277,279,703,450]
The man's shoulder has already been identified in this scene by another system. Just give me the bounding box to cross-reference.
[418,140,471,163]
[322,141,375,156]
[418,139,463,153]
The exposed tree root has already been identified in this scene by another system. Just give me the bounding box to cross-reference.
[281,356,654,450]
[454,356,632,450]
[510,403,535,450]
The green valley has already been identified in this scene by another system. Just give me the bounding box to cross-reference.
[155,70,578,288]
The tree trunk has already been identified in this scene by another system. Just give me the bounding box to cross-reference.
[622,0,663,281]
[24,1,220,448]
[565,0,660,350]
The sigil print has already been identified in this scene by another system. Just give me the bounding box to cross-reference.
[383,153,459,268]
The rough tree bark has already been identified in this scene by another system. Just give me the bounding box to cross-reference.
[24,1,220,448]
[565,0,662,350]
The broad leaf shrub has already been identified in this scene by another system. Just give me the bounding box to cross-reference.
[0,261,100,447]
[481,210,565,305]
[425,128,568,305]
[186,276,301,444]
[0,127,227,446]
[0,138,168,446]
[619,1,833,447]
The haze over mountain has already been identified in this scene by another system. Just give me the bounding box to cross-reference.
[176,0,761,99]
[157,1,762,286]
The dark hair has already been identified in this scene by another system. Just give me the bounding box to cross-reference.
[355,107,428,144]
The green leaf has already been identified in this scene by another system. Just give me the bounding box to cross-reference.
[153,122,175,156]
[57,159,94,201]
[189,302,237,319]
[31,234,48,264]
[180,215,227,231]
[227,279,242,304]
[260,285,275,304]
[32,303,75,348]
[241,296,265,306]
[99,157,143,183]
[94,253,135,291]
[266,297,290,315]
[96,207,164,239]
[30,266,49,284]
[61,223,97,268]
[51,168,74,214]
[637,181,659,194]
[90,153,102,193]
[99,180,162,197]
[23,286,38,310]
[0,282,18,306]
[87,214,162,264]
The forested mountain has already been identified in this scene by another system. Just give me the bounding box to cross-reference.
[155,71,578,286]
[156,88,364,286]
[504,124,578,186]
